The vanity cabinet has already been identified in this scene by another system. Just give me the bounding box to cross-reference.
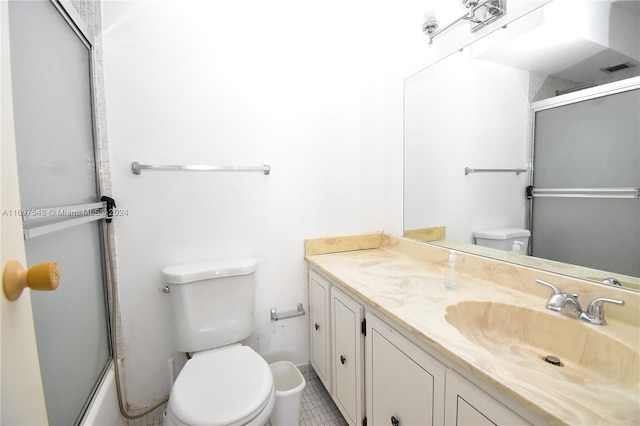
[309,270,332,391]
[444,371,528,426]
[365,313,446,426]
[331,286,365,426]
[308,268,528,426]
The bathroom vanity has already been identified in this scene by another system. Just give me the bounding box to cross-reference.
[305,234,639,426]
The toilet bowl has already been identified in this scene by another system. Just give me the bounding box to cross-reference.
[165,345,275,426]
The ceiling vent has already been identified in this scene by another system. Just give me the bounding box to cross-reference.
[600,62,636,73]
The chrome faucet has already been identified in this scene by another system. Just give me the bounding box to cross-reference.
[559,293,582,319]
[535,279,625,325]
[602,277,622,287]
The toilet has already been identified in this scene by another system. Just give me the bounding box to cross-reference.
[474,228,531,252]
[163,257,275,426]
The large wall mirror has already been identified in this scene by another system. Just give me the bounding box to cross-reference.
[404,0,640,292]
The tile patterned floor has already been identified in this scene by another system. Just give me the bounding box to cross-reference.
[299,377,347,426]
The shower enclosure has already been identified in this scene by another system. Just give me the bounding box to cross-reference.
[8,1,111,424]
[530,78,640,279]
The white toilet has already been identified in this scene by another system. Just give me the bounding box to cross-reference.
[163,257,275,426]
[474,228,531,253]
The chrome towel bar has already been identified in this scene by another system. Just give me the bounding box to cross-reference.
[131,162,271,175]
[465,167,528,175]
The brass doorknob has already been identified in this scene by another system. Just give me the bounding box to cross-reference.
[3,260,60,301]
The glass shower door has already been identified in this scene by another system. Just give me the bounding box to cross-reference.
[531,83,640,278]
[8,1,111,424]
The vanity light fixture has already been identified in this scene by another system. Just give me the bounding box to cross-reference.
[422,0,507,45]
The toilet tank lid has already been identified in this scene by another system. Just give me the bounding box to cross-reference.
[163,257,257,284]
[474,228,531,240]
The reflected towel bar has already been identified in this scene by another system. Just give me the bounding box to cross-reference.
[530,187,640,199]
[131,162,271,175]
[465,167,528,175]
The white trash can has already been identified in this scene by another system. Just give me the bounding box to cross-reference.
[269,361,306,426]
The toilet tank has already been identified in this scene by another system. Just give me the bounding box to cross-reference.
[163,257,257,353]
[474,228,531,252]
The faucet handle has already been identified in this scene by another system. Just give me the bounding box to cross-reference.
[536,279,564,311]
[583,298,625,325]
[535,279,561,294]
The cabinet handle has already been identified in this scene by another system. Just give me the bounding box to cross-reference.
[391,416,399,426]
[340,355,346,365]
[315,323,320,331]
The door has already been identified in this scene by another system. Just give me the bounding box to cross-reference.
[7,1,111,424]
[444,372,528,426]
[331,286,364,426]
[530,80,640,277]
[309,270,331,391]
[366,314,445,426]
[1,1,48,423]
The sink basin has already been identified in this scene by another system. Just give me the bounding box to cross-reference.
[445,301,639,389]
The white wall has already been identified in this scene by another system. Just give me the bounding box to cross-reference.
[102,0,431,408]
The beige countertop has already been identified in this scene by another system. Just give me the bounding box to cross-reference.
[305,234,640,426]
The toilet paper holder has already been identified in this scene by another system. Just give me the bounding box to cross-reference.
[270,303,305,321]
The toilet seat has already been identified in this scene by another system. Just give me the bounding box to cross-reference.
[167,345,274,425]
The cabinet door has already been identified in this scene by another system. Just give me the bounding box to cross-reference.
[366,314,445,426]
[445,372,530,426]
[332,287,364,426]
[309,270,332,391]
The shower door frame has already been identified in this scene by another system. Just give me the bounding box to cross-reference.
[529,76,640,124]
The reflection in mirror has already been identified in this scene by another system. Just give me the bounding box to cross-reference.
[404,0,640,291]
[531,84,639,282]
